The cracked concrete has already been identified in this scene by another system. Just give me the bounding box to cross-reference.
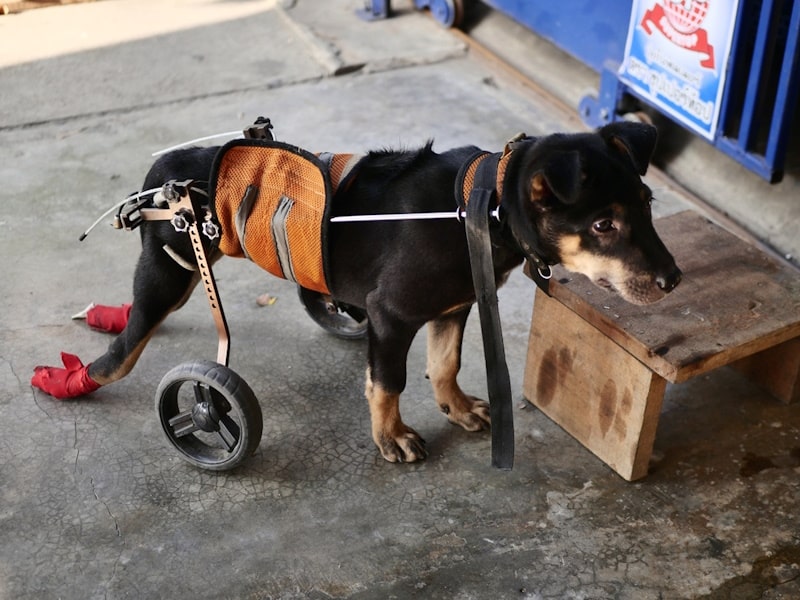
[1,1,799,599]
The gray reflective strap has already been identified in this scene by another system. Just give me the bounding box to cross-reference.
[339,154,362,183]
[271,195,297,283]
[235,184,259,261]
[317,152,335,173]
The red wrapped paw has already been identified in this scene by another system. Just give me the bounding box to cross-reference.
[85,303,132,334]
[31,352,101,399]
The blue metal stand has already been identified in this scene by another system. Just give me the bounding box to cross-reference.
[578,0,799,183]
[579,63,628,129]
[360,0,798,182]
[479,0,631,73]
[715,0,800,183]
[356,0,390,22]
[357,0,463,28]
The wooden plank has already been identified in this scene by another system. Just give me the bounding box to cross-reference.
[523,292,667,480]
[538,211,800,383]
[731,337,800,404]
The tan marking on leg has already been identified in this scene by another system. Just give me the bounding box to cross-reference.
[439,302,472,317]
[426,320,490,431]
[91,277,204,385]
[364,366,374,398]
[365,370,426,463]
[90,333,154,385]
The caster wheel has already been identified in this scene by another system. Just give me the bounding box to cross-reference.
[427,0,464,28]
[298,286,368,340]
[156,360,263,471]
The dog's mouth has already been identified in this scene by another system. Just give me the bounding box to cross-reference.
[560,249,679,306]
[592,274,668,306]
[596,277,614,290]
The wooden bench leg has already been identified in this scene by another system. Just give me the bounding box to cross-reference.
[522,291,667,481]
[731,337,800,404]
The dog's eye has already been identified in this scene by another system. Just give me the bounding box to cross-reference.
[592,219,616,233]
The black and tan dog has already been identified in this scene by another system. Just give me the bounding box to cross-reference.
[32,121,681,464]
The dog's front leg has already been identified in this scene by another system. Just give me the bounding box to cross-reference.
[364,301,427,463]
[426,308,490,431]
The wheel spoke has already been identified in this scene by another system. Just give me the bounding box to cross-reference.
[216,414,241,451]
[156,361,263,470]
[167,410,199,437]
[193,381,213,404]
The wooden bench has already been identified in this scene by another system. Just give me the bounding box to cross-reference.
[522,210,800,480]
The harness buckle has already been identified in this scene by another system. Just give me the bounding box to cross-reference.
[503,132,528,156]
[115,195,151,231]
[243,116,274,141]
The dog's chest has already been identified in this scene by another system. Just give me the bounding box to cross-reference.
[210,141,360,295]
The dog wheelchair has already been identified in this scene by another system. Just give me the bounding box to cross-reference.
[91,114,520,471]
[113,120,367,471]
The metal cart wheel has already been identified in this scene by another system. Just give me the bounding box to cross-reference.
[297,286,368,340]
[426,0,464,28]
[156,360,263,471]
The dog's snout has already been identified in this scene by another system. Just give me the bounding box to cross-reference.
[656,268,682,293]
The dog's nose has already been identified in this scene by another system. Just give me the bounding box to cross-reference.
[656,268,682,293]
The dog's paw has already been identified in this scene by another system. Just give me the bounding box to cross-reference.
[88,303,132,333]
[439,394,491,432]
[375,425,427,463]
[31,352,101,399]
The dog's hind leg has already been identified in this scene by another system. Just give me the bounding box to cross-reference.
[32,146,222,399]
[32,228,203,398]
[426,308,491,431]
[89,231,205,385]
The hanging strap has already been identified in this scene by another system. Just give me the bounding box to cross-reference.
[464,155,515,471]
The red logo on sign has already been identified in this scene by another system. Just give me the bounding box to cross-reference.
[641,1,715,69]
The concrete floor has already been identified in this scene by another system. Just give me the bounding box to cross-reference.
[1,1,798,599]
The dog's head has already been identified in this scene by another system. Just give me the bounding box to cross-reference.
[503,122,682,305]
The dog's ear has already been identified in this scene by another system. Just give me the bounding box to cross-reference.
[600,121,657,176]
[531,150,583,205]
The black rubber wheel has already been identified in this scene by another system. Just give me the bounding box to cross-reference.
[297,286,368,340]
[155,360,263,471]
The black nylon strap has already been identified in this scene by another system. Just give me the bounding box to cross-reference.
[465,158,514,471]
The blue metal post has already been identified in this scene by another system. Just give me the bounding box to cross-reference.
[737,0,776,153]
[765,1,800,172]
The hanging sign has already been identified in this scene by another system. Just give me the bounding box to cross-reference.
[619,0,740,140]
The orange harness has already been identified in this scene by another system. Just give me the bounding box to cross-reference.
[209,135,529,297]
[210,140,361,295]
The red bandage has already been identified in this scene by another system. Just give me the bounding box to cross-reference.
[86,303,132,334]
[31,352,101,399]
